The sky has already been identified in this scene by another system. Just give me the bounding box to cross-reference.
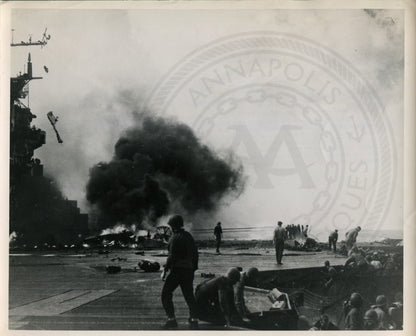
[6,3,405,241]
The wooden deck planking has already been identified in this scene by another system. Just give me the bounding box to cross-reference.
[9,248,346,330]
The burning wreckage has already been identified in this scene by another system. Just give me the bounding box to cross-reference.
[83,225,172,249]
[10,29,245,251]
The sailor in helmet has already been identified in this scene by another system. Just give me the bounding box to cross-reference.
[161,214,199,329]
[363,309,381,330]
[195,267,241,328]
[344,292,363,330]
[372,295,389,329]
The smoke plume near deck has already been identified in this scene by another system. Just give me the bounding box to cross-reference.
[86,113,245,230]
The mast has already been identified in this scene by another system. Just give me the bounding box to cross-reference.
[11,28,51,47]
[10,29,50,178]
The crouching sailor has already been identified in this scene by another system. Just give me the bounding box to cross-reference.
[195,267,241,328]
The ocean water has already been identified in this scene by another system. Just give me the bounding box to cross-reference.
[192,226,403,243]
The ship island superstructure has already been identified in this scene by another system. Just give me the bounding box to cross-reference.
[10,31,89,249]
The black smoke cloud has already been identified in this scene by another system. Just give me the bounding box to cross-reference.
[86,114,245,229]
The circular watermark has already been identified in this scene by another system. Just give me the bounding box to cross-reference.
[145,32,396,240]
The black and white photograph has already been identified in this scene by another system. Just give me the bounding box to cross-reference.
[1,0,415,333]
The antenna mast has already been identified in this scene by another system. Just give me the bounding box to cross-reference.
[11,28,51,47]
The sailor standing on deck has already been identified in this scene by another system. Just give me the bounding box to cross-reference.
[328,229,338,252]
[161,214,199,329]
[345,226,361,250]
[214,222,223,254]
[273,221,287,265]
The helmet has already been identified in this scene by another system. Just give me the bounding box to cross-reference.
[350,293,363,308]
[375,295,387,306]
[246,267,259,279]
[364,309,378,321]
[167,214,184,229]
[394,292,403,302]
[226,267,241,283]
[320,314,329,324]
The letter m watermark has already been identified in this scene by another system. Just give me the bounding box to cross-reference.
[229,125,315,189]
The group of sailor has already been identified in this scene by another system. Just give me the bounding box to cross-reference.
[298,292,403,330]
[160,214,402,330]
[344,245,403,274]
